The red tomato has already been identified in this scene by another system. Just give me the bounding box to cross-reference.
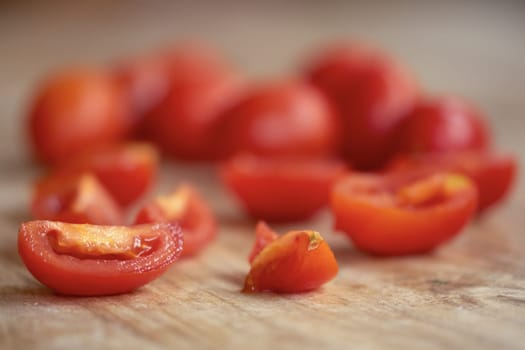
[144,72,242,160]
[28,68,130,165]
[387,152,517,213]
[398,97,490,154]
[331,172,478,255]
[18,221,183,296]
[220,154,347,222]
[113,54,171,132]
[45,142,159,207]
[217,80,340,158]
[31,173,123,225]
[306,43,418,169]
[134,184,217,257]
[248,221,278,263]
[243,225,338,293]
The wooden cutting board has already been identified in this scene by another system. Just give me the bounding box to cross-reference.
[1,2,524,349]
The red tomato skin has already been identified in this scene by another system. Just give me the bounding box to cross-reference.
[244,230,338,293]
[134,185,217,257]
[221,155,347,222]
[306,44,418,169]
[398,97,490,154]
[28,68,130,165]
[331,173,478,255]
[217,80,341,158]
[143,73,242,160]
[387,152,517,213]
[48,142,159,207]
[18,221,183,296]
[248,221,278,263]
[31,173,123,225]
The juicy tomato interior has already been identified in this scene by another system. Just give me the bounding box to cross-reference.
[18,221,183,296]
[221,154,348,222]
[387,152,517,212]
[31,173,123,225]
[48,142,159,207]
[244,227,338,293]
[134,184,217,257]
[331,171,478,255]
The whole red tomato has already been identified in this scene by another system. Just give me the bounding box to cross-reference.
[28,68,130,165]
[306,43,418,169]
[397,97,490,154]
[217,80,340,158]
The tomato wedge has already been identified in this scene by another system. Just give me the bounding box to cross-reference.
[40,142,159,207]
[387,152,517,213]
[221,154,347,222]
[31,173,123,225]
[331,172,478,255]
[244,223,338,293]
[18,221,183,296]
[134,184,217,257]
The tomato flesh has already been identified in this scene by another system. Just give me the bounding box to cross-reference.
[331,172,478,255]
[31,173,123,225]
[248,221,278,263]
[134,184,217,257]
[387,152,517,213]
[244,228,338,293]
[18,221,183,296]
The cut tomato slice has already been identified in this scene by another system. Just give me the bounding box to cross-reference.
[134,184,217,257]
[18,221,183,296]
[31,173,123,225]
[244,224,338,293]
[331,171,478,255]
[221,154,347,222]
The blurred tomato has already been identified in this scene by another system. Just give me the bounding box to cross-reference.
[139,44,243,160]
[398,97,490,154]
[306,43,418,169]
[28,68,130,165]
[218,80,340,158]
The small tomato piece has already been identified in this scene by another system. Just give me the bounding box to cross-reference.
[217,80,341,158]
[221,154,347,222]
[134,184,217,257]
[398,97,490,154]
[387,152,517,213]
[27,68,130,165]
[31,173,123,225]
[248,221,278,263]
[243,227,338,293]
[46,142,159,207]
[18,221,183,296]
[331,172,478,255]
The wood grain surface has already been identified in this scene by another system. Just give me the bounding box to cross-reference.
[1,1,524,349]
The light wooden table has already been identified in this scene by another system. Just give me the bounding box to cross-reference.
[1,1,524,349]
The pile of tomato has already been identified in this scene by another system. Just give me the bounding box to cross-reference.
[19,42,517,296]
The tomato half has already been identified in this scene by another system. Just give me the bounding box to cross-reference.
[18,221,183,296]
[398,97,490,154]
[243,224,338,293]
[28,68,130,165]
[248,221,278,263]
[220,154,347,222]
[306,43,418,169]
[387,152,517,213]
[217,80,341,158]
[331,172,478,255]
[31,173,123,225]
[44,142,159,207]
[134,184,217,257]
